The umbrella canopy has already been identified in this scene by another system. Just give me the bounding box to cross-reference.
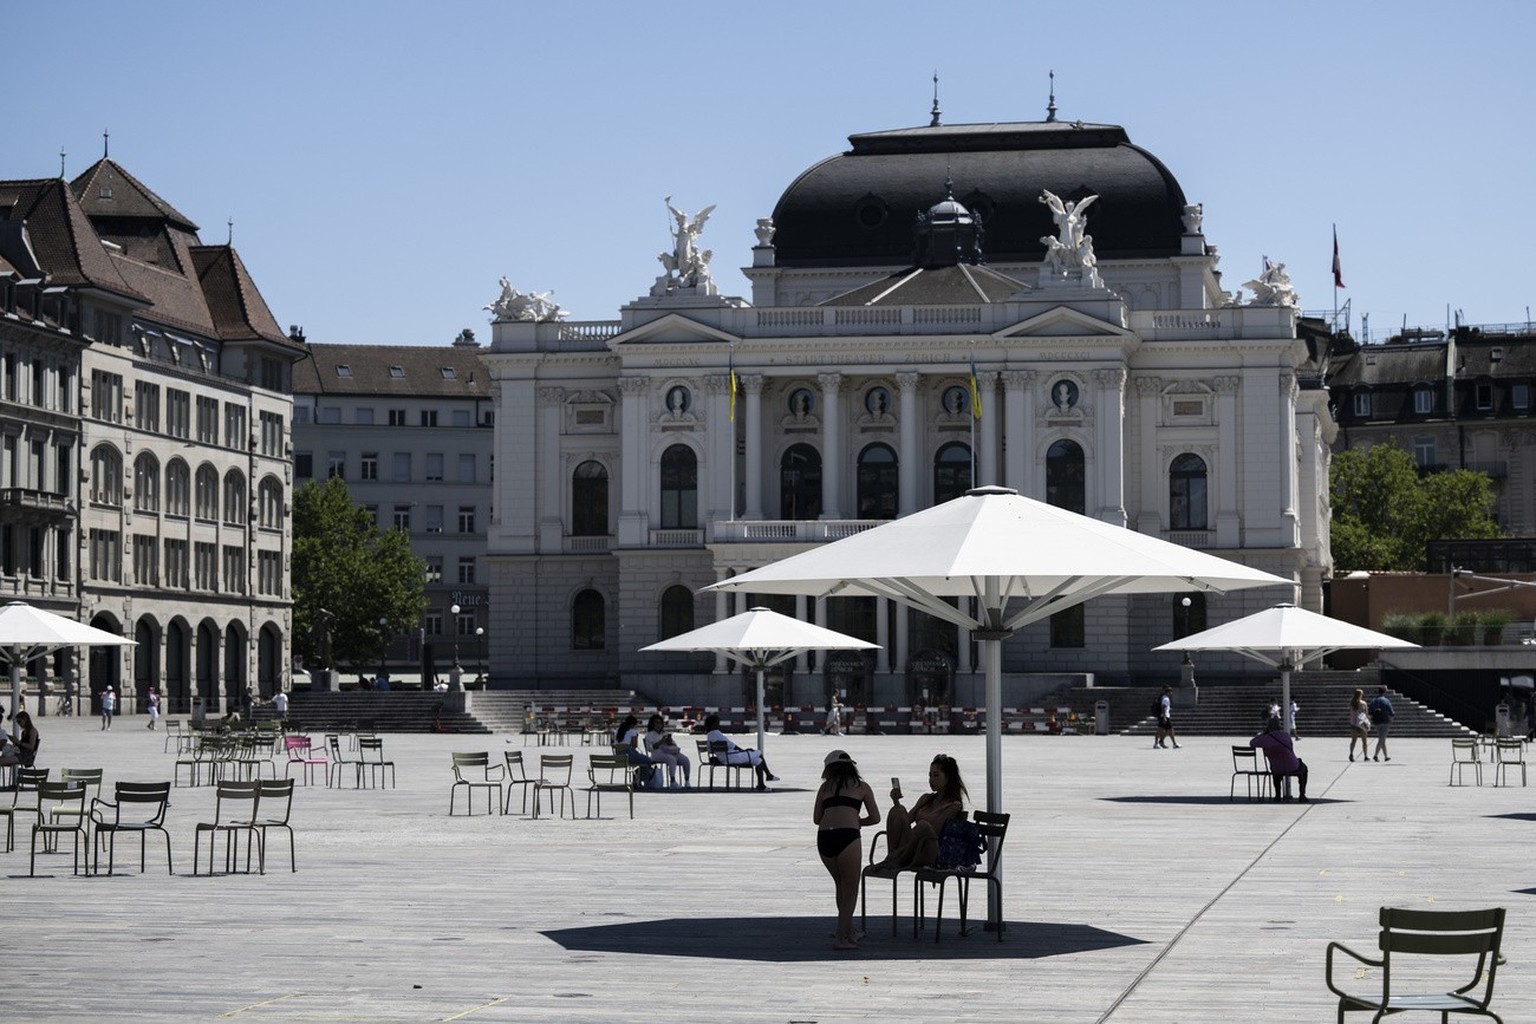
[641,607,878,752]
[1153,603,1417,667]
[707,485,1289,929]
[1154,603,1416,741]
[0,601,136,713]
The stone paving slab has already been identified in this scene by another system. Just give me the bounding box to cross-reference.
[3,717,1531,1022]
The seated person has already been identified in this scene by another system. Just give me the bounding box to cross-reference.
[643,713,691,789]
[869,753,967,871]
[0,711,39,767]
[1250,715,1309,802]
[703,713,779,790]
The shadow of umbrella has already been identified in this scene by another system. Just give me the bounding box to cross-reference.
[544,914,1145,962]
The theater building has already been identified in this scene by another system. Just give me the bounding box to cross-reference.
[482,108,1330,704]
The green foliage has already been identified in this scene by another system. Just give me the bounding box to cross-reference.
[1447,612,1478,646]
[1419,611,1447,646]
[1479,609,1514,645]
[291,477,426,670]
[1330,442,1503,571]
[1381,611,1422,643]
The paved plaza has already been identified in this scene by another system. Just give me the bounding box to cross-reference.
[4,714,1532,1022]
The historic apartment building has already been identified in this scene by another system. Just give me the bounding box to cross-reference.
[480,108,1332,703]
[291,337,495,682]
[0,157,302,714]
[1328,323,1536,537]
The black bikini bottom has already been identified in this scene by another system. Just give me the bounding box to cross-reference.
[817,828,860,858]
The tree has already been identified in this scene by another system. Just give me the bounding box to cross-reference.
[291,476,426,672]
[1330,442,1502,572]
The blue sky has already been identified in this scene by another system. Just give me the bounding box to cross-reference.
[9,1,1534,345]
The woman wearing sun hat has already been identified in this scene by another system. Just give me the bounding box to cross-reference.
[813,749,880,950]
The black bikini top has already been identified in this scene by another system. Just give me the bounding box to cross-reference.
[821,794,863,811]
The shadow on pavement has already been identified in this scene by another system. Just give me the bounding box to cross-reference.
[1101,795,1339,806]
[1490,812,1536,822]
[544,915,1144,961]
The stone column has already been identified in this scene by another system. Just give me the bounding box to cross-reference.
[1135,376,1163,535]
[1277,372,1299,545]
[976,371,1000,486]
[795,594,810,672]
[818,372,844,519]
[616,377,649,547]
[742,374,764,520]
[874,597,890,673]
[1092,367,1128,527]
[1214,375,1241,546]
[896,371,921,515]
[714,567,730,673]
[1001,370,1035,495]
[705,374,733,521]
[537,387,565,552]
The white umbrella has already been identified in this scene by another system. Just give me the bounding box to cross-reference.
[0,601,136,715]
[1154,602,1417,733]
[707,485,1288,930]
[640,607,878,753]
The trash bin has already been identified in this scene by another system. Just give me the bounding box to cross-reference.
[192,696,206,723]
[1496,701,1511,738]
[1094,700,1110,736]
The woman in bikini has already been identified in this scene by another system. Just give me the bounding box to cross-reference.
[869,753,967,871]
[1348,688,1370,762]
[813,749,880,950]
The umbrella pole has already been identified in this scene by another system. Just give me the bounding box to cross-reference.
[983,635,1003,931]
[9,654,19,722]
[756,665,766,755]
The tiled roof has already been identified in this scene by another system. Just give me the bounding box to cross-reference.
[192,246,295,349]
[71,158,199,231]
[293,343,493,398]
[1,162,292,348]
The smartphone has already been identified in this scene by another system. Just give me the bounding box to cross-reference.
[891,776,902,797]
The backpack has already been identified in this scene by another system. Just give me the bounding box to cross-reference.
[1368,696,1393,724]
[632,764,660,790]
[1151,696,1163,716]
[936,816,985,871]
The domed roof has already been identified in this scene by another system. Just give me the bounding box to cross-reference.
[770,121,1189,267]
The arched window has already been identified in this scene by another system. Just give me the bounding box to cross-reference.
[659,445,697,530]
[659,584,694,640]
[133,453,159,512]
[1046,440,1085,514]
[933,442,972,505]
[195,464,219,520]
[572,461,608,536]
[856,443,898,520]
[1169,453,1208,530]
[90,445,122,506]
[258,477,283,528]
[780,443,822,520]
[165,459,190,516]
[572,588,606,650]
[222,470,246,525]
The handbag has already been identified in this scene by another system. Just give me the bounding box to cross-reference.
[936,816,984,871]
[1354,710,1370,730]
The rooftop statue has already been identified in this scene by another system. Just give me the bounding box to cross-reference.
[1039,190,1099,277]
[656,197,716,292]
[1243,257,1298,308]
[485,277,566,322]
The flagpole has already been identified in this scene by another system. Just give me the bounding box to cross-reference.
[1332,223,1338,328]
[728,344,737,523]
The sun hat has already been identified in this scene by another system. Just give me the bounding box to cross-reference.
[824,749,854,766]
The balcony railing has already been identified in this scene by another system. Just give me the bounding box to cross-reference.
[0,488,73,516]
[1166,529,1212,548]
[713,519,881,544]
[565,535,612,554]
[649,529,703,548]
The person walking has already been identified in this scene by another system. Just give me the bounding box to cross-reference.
[1368,687,1396,761]
[813,749,880,950]
[1348,688,1370,761]
[146,687,160,730]
[100,685,116,731]
[1154,686,1181,749]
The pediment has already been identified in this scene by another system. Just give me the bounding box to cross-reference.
[610,313,743,349]
[992,305,1135,342]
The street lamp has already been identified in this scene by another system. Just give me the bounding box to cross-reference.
[475,626,485,685]
[449,603,462,668]
[1179,596,1196,686]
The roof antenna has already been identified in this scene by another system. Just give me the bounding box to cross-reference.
[59,147,66,179]
[102,129,109,159]
[1046,70,1057,122]
[929,71,942,127]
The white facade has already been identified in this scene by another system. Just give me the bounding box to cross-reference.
[482,118,1333,703]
